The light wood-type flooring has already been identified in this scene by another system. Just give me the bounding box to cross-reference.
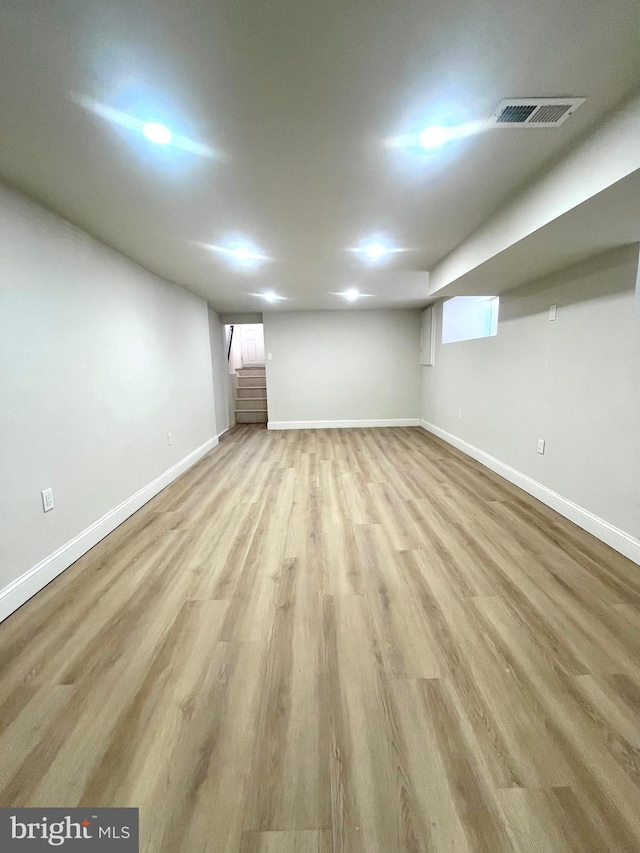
[1,425,639,852]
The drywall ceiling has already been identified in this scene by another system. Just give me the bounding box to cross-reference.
[427,169,640,300]
[1,0,639,311]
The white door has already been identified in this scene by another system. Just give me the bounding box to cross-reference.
[240,324,265,366]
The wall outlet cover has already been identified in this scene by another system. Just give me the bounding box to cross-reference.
[549,304,557,321]
[537,439,546,454]
[41,488,54,512]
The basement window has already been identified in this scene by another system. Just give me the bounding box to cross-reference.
[442,296,499,344]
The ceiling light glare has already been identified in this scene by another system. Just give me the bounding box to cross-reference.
[142,122,173,145]
[343,288,360,302]
[385,120,486,152]
[73,96,218,159]
[419,125,449,149]
[207,241,271,270]
[350,238,402,264]
[233,246,251,262]
[262,291,282,302]
[364,243,387,261]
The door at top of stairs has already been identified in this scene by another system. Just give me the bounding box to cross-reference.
[240,324,265,368]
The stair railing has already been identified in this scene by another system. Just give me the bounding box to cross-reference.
[227,324,234,361]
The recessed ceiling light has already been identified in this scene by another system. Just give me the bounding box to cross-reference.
[261,291,285,303]
[364,243,387,261]
[350,239,404,264]
[418,125,448,149]
[330,288,372,302]
[343,288,361,301]
[73,96,217,158]
[207,240,271,270]
[233,246,251,262]
[142,122,173,145]
[385,120,486,152]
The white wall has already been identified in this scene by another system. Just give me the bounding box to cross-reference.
[422,246,640,557]
[263,309,422,427]
[208,309,233,436]
[0,183,217,614]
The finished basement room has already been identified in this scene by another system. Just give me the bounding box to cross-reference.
[0,1,639,852]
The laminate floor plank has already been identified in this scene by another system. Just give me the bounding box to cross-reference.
[495,786,611,853]
[473,594,640,850]
[240,829,328,853]
[0,424,638,852]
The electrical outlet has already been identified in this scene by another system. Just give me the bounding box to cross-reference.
[537,439,545,454]
[267,353,273,361]
[167,432,173,446]
[41,488,54,512]
[549,304,557,321]
[458,409,463,420]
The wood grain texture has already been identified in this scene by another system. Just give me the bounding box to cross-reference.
[1,424,639,852]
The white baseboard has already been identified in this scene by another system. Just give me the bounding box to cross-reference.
[268,418,421,430]
[420,420,640,566]
[0,436,219,624]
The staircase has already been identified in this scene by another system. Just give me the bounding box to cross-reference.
[235,367,268,423]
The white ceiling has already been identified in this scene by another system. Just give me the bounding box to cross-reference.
[1,0,639,312]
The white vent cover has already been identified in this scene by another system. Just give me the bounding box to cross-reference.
[487,97,585,128]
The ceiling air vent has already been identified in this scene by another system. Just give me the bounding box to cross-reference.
[487,97,585,128]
